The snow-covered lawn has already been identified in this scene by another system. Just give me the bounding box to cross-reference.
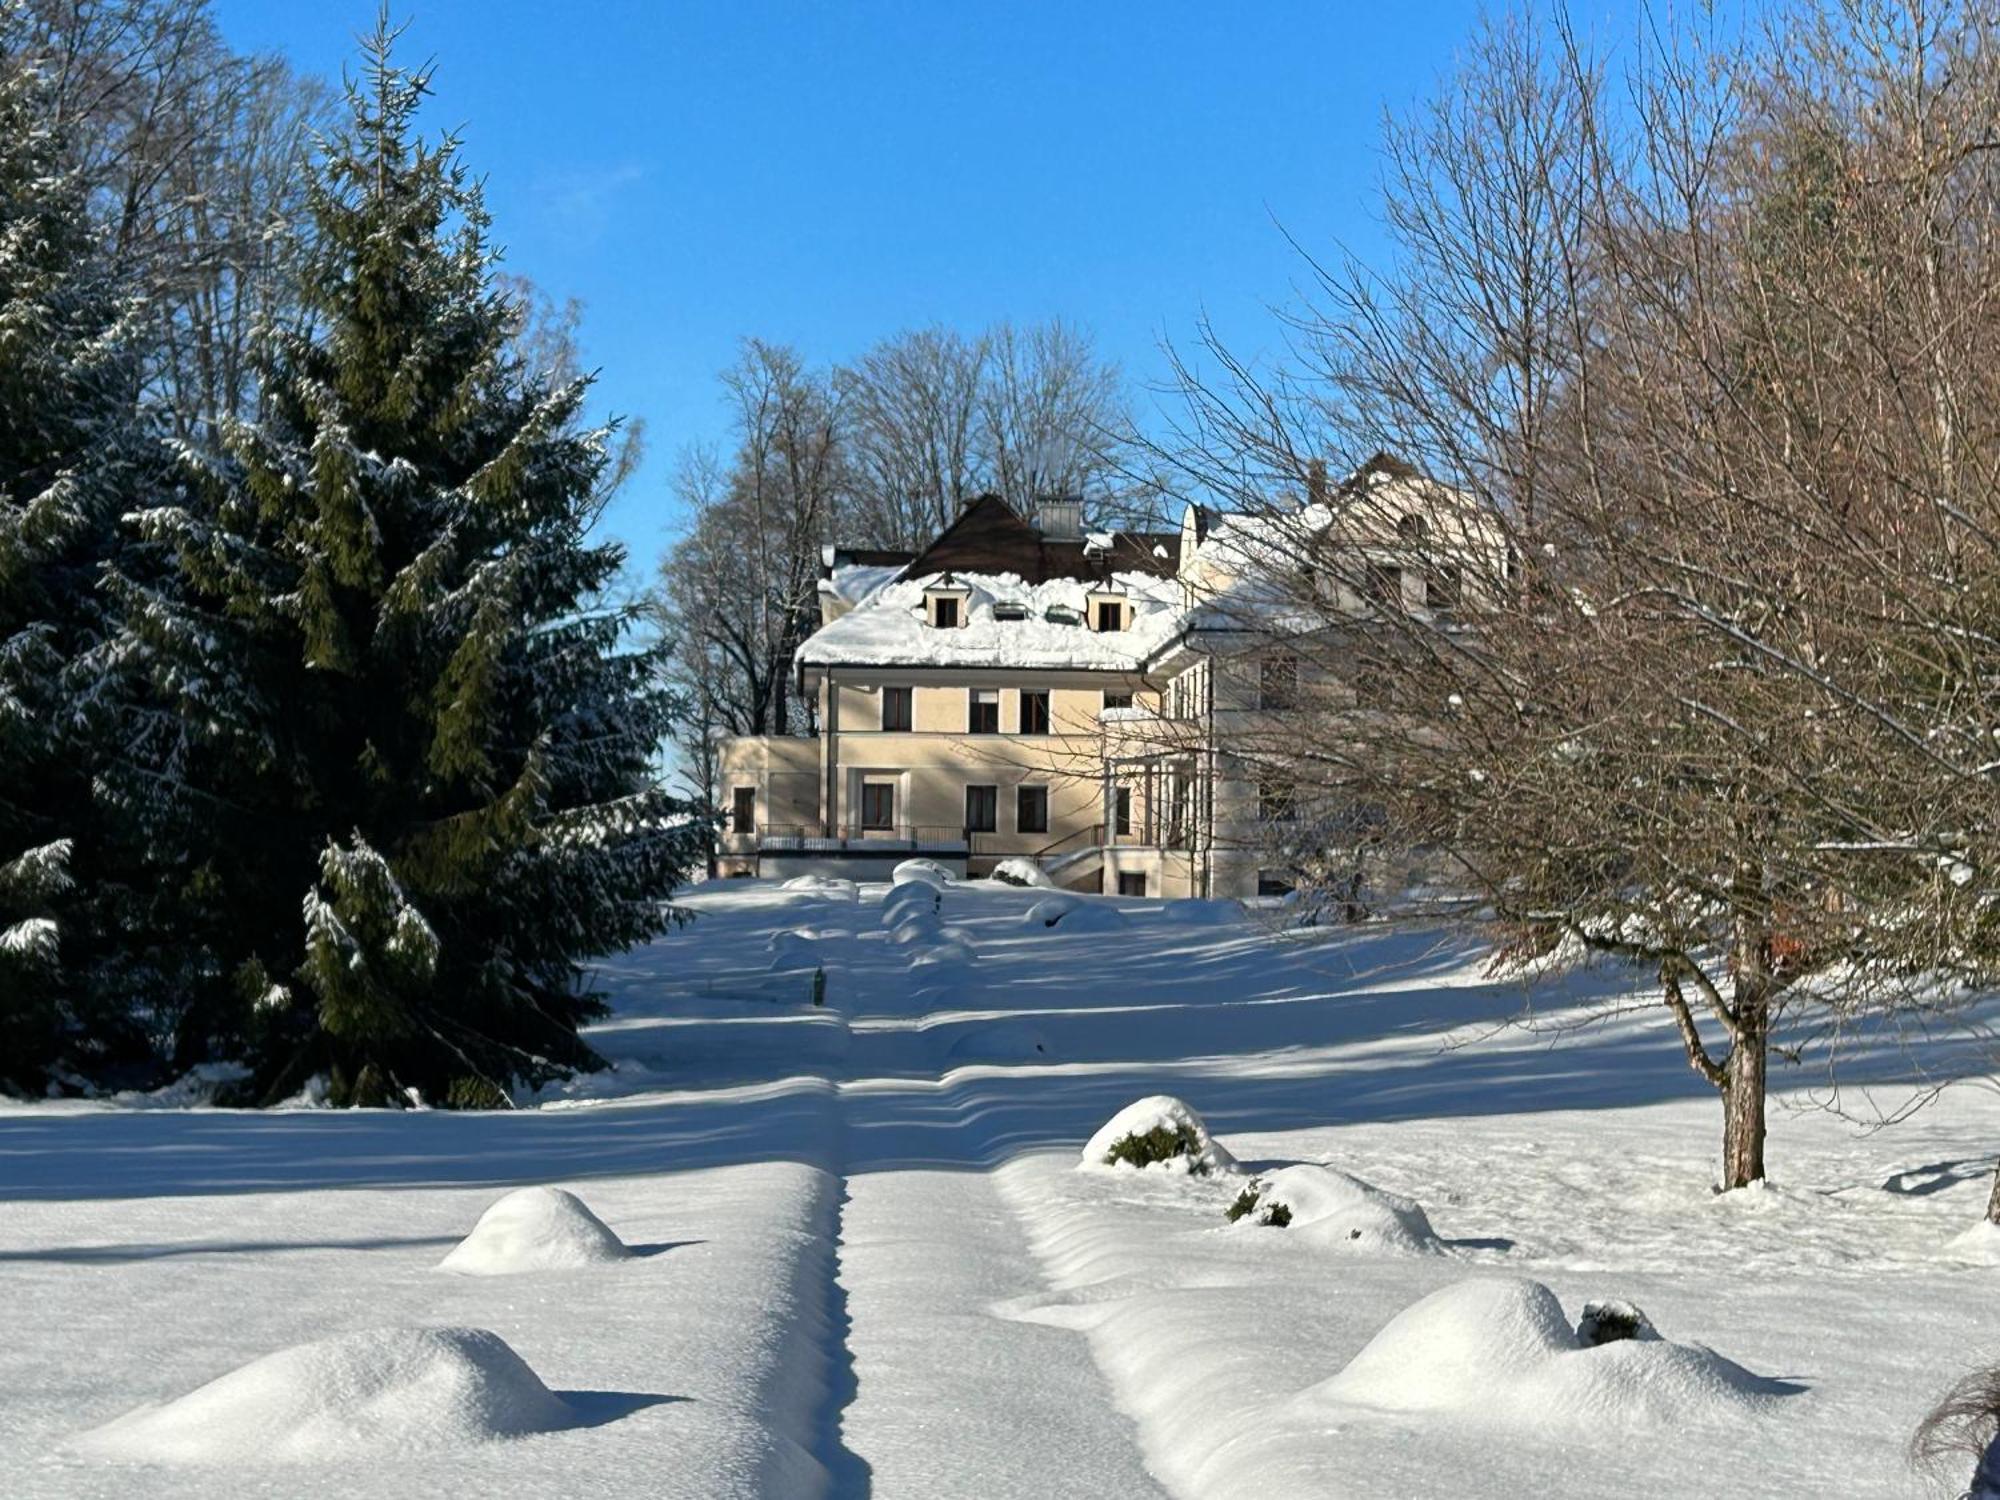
[3,877,1997,1497]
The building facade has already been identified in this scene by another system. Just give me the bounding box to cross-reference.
[717,458,1506,898]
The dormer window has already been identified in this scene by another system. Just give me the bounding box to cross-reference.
[993,600,1029,622]
[1044,603,1082,627]
[925,584,968,628]
[1088,594,1127,632]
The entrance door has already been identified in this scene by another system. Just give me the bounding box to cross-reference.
[1117,872,1148,897]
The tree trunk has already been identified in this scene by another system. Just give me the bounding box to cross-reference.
[1720,981,1769,1189]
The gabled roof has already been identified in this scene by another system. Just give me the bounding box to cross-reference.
[905,494,1179,585]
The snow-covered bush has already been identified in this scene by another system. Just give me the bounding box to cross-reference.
[1576,1299,1656,1346]
[72,1327,576,1462]
[1223,1165,1441,1254]
[1024,894,1081,927]
[881,881,941,927]
[891,858,954,888]
[1313,1278,1786,1431]
[1027,895,1129,933]
[436,1186,631,1275]
[1082,1095,1237,1176]
[886,914,944,947]
[990,858,1054,888]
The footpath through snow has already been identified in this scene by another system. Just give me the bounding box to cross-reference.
[3,876,1999,1497]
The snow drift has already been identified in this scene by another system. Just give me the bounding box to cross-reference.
[779,874,857,899]
[1082,1095,1238,1176]
[1162,897,1241,926]
[945,1020,1052,1061]
[1312,1277,1787,1432]
[1027,895,1130,933]
[436,1186,631,1275]
[891,858,953,888]
[1230,1164,1442,1254]
[73,1327,575,1463]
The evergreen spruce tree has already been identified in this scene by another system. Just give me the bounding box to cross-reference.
[119,24,700,1106]
[0,54,151,1093]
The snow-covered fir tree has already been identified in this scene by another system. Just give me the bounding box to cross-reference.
[118,24,701,1106]
[0,54,151,1093]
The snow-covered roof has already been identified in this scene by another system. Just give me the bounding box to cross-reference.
[818,562,906,609]
[797,568,1187,672]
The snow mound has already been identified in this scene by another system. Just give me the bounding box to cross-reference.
[436,1186,631,1275]
[1024,894,1082,927]
[990,857,1054,888]
[891,858,954,888]
[1162,897,1242,926]
[910,938,977,966]
[1027,895,1130,933]
[765,929,820,968]
[73,1327,574,1463]
[1946,1219,2000,1264]
[1082,1095,1238,1176]
[886,913,944,946]
[880,882,941,926]
[945,1021,1051,1061]
[1231,1164,1442,1254]
[780,875,857,899]
[1314,1277,1785,1432]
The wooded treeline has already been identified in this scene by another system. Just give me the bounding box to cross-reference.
[1181,0,2000,1208]
[0,4,702,1106]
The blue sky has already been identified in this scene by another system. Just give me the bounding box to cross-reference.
[213,2,1591,574]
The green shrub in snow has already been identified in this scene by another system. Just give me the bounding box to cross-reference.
[1225,1182,1292,1227]
[1103,1122,1207,1173]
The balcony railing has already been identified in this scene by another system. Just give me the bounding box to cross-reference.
[755,823,972,853]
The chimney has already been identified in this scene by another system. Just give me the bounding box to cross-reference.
[1034,494,1083,541]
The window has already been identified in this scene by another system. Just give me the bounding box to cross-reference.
[881,686,912,732]
[930,594,962,628]
[1019,690,1050,735]
[1259,653,1298,711]
[1093,598,1126,632]
[1114,786,1133,836]
[860,783,895,831]
[1364,563,1404,611]
[1427,565,1462,613]
[1017,785,1049,835]
[993,600,1029,621]
[1396,513,1431,543]
[1102,691,1134,712]
[965,784,998,833]
[968,688,999,734]
[731,786,755,835]
[1118,872,1148,897]
[1258,872,1297,897]
[1259,781,1297,823]
[1044,603,1082,626]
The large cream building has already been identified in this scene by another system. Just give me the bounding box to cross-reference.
[717,458,1506,898]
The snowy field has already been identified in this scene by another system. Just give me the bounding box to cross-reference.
[4,876,1999,1498]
